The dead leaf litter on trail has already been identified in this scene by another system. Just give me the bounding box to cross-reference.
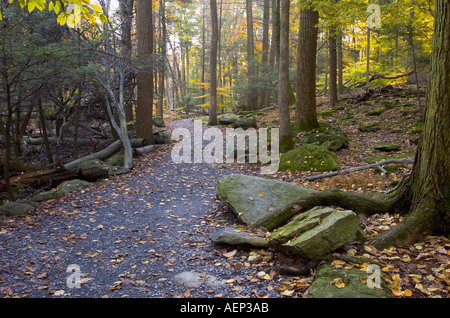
[1,93,449,298]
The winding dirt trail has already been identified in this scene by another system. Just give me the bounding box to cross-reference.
[0,119,280,298]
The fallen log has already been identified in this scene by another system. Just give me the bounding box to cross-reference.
[305,158,415,181]
[133,145,155,156]
[63,140,122,170]
[0,156,46,173]
[130,138,148,148]
[24,137,95,146]
[6,165,108,190]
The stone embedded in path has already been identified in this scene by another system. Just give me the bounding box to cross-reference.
[216,174,316,230]
[210,226,269,248]
[306,265,392,298]
[270,206,366,259]
[173,271,226,288]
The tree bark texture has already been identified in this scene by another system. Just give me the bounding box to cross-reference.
[278,0,293,151]
[295,5,319,131]
[246,0,258,110]
[135,0,154,143]
[208,0,219,125]
[371,0,450,248]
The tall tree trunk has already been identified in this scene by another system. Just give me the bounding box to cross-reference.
[119,0,135,122]
[337,33,343,95]
[295,5,319,131]
[2,75,14,201]
[157,0,166,118]
[278,0,293,151]
[372,0,450,249]
[270,0,281,67]
[135,0,154,143]
[336,0,343,95]
[72,83,82,159]
[260,0,271,109]
[246,0,258,110]
[329,29,338,106]
[186,44,190,96]
[201,0,206,108]
[218,0,223,90]
[366,28,371,87]
[208,0,219,125]
[38,101,53,164]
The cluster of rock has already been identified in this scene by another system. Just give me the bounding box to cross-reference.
[279,124,349,173]
[218,114,257,130]
[212,174,392,297]
[213,174,365,259]
[0,179,91,219]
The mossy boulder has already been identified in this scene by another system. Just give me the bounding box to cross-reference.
[270,207,366,259]
[154,131,172,144]
[105,151,124,167]
[279,145,340,172]
[373,143,401,152]
[216,174,316,230]
[218,114,238,126]
[33,179,90,202]
[366,107,387,116]
[232,117,257,130]
[300,125,349,151]
[0,201,35,217]
[358,123,381,132]
[153,116,165,128]
[307,265,392,298]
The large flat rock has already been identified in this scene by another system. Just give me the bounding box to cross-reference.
[270,206,366,259]
[307,265,392,298]
[216,174,316,230]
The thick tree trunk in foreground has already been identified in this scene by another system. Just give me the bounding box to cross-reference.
[371,0,450,248]
[291,0,449,250]
[295,5,319,131]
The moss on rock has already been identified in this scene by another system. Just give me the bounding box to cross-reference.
[279,145,340,172]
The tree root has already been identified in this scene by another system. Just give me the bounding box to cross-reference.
[290,182,419,250]
[292,188,400,216]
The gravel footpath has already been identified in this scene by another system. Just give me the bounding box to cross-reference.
[0,119,285,299]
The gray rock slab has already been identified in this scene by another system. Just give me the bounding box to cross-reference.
[210,226,269,248]
[33,179,90,202]
[173,271,226,288]
[0,201,34,217]
[216,174,316,230]
[273,207,366,259]
[307,265,392,298]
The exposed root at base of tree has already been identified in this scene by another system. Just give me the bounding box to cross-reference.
[289,177,446,250]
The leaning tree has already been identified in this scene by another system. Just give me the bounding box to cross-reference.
[291,0,449,249]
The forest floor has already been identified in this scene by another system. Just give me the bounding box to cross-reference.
[0,85,449,299]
